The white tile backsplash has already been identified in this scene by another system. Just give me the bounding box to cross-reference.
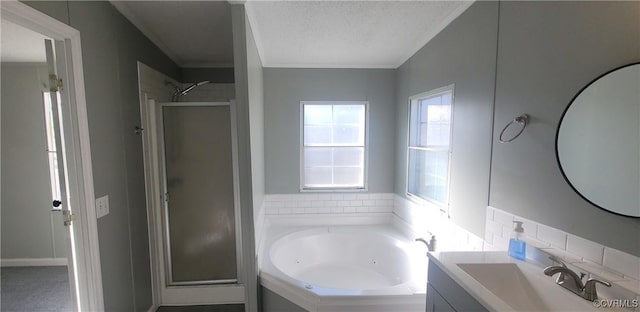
[514,217,538,239]
[567,235,605,264]
[537,224,568,249]
[493,208,514,226]
[486,206,640,297]
[263,193,395,215]
[393,195,485,252]
[605,248,640,280]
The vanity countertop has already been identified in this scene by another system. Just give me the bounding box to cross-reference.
[427,251,622,312]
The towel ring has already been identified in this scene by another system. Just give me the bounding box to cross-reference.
[499,114,529,143]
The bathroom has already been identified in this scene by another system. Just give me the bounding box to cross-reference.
[1,1,638,311]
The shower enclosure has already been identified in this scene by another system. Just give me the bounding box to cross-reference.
[141,97,244,303]
[160,102,240,286]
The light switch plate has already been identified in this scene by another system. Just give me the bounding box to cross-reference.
[96,195,109,219]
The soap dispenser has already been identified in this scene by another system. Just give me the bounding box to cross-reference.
[508,221,526,260]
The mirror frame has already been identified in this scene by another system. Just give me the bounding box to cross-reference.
[555,61,640,219]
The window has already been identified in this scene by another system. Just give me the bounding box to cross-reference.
[301,101,367,190]
[407,85,454,208]
[43,92,63,209]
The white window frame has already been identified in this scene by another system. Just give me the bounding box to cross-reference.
[300,101,369,192]
[406,85,455,211]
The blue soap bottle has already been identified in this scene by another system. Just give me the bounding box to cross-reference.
[508,221,526,260]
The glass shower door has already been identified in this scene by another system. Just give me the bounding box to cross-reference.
[160,103,238,285]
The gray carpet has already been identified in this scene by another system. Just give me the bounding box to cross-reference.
[1,266,73,312]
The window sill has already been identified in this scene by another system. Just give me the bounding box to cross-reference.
[406,193,448,213]
[300,187,368,193]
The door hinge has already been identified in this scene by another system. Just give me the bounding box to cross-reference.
[63,210,75,226]
[163,192,170,203]
[49,74,63,92]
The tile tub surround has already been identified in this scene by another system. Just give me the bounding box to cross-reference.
[486,206,640,299]
[256,195,639,299]
[263,193,395,215]
[393,195,485,252]
[262,194,486,252]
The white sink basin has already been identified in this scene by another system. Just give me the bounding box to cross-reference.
[457,262,595,311]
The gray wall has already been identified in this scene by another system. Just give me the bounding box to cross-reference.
[181,67,234,83]
[23,1,181,310]
[490,1,640,256]
[394,2,499,237]
[394,1,640,256]
[1,63,67,260]
[264,68,396,194]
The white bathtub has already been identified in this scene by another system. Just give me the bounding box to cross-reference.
[260,224,427,312]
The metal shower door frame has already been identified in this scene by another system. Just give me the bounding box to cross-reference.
[156,101,244,287]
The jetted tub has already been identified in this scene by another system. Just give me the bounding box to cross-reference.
[260,225,427,312]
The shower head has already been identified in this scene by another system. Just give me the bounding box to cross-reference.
[180,80,211,96]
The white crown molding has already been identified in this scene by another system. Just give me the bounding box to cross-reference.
[243,2,266,68]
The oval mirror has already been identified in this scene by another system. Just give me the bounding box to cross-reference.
[556,63,639,218]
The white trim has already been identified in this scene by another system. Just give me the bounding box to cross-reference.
[1,258,68,267]
[138,63,181,309]
[405,84,455,214]
[139,93,163,309]
[299,101,370,192]
[0,2,103,311]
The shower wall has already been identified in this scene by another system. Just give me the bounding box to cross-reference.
[181,67,234,83]
[178,83,235,102]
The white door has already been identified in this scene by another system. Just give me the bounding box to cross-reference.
[43,38,81,309]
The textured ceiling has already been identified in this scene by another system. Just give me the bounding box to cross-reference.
[111,1,234,68]
[1,19,49,62]
[245,1,473,68]
[111,1,473,69]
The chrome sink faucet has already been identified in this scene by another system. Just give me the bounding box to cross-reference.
[543,256,611,301]
[544,265,586,293]
[583,278,613,301]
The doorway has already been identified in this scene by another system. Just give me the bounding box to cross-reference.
[1,23,72,310]
[1,2,103,311]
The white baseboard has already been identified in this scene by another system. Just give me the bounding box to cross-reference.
[1,258,68,267]
[147,304,158,312]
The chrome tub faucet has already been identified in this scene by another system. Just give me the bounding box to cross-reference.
[416,231,437,253]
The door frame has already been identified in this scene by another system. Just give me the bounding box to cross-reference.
[140,98,245,306]
[1,2,104,311]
